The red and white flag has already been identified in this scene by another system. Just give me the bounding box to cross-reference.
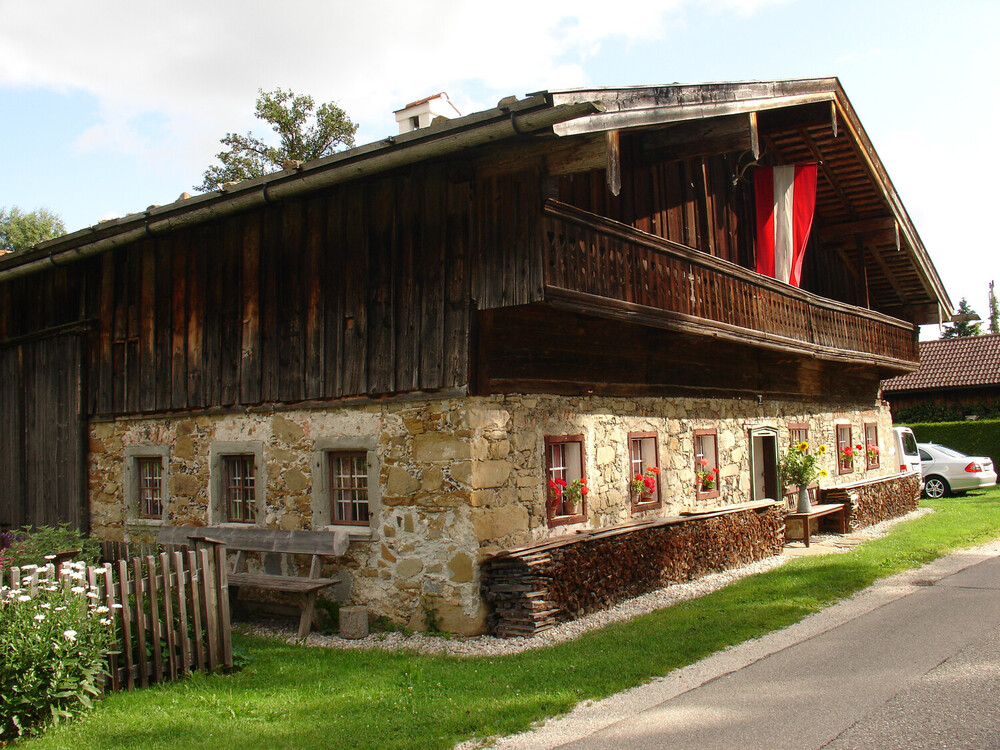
[754,164,818,287]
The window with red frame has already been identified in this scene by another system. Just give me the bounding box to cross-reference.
[694,429,720,499]
[629,431,661,510]
[545,435,586,526]
[836,425,854,474]
[864,423,880,470]
[137,457,164,519]
[224,455,257,523]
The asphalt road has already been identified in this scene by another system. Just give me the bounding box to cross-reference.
[487,540,1000,750]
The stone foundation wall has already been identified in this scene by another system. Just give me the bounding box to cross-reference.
[88,392,898,635]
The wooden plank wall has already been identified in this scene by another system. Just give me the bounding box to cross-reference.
[558,135,753,268]
[0,334,87,531]
[0,164,547,422]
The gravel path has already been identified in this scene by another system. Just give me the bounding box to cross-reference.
[239,508,931,658]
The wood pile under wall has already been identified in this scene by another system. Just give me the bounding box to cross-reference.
[822,472,921,530]
[481,501,784,638]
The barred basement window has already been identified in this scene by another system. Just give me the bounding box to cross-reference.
[137,457,164,519]
[124,446,170,525]
[329,452,370,525]
[224,455,257,523]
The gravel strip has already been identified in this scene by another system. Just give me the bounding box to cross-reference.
[239,508,932,658]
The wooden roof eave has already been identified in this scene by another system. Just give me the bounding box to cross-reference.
[830,88,952,322]
[0,96,605,284]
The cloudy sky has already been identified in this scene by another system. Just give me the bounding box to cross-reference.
[1,0,996,334]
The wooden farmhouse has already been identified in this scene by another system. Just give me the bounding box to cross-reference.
[882,334,1000,422]
[0,78,950,634]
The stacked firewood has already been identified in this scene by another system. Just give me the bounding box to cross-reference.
[481,501,783,637]
[823,473,921,530]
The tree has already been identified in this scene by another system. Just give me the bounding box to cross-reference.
[941,297,983,338]
[0,206,66,254]
[196,88,358,192]
[989,281,999,335]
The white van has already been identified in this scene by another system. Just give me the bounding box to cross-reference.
[892,426,922,475]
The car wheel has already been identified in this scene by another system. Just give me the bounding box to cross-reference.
[923,476,949,499]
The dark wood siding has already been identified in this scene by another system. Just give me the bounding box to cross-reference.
[0,334,87,531]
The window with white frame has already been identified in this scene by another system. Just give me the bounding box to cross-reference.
[836,424,854,474]
[329,452,370,525]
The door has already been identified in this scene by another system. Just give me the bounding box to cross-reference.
[0,333,88,532]
[749,427,779,502]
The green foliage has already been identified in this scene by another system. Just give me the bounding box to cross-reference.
[3,524,101,570]
[23,488,1000,750]
[421,598,449,637]
[779,441,829,487]
[941,297,983,338]
[893,401,1000,424]
[989,281,999,335]
[0,562,115,741]
[0,206,66,253]
[196,87,358,192]
[899,418,1000,466]
[315,598,341,635]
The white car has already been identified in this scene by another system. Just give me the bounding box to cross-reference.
[918,443,997,498]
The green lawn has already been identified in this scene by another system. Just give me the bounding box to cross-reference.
[23,488,1000,750]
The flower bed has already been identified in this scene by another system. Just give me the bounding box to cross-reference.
[1,561,116,741]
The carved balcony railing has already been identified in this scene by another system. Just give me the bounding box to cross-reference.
[541,200,918,367]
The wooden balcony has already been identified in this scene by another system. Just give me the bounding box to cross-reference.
[541,200,918,369]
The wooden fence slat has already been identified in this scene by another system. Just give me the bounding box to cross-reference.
[214,543,233,669]
[199,547,219,672]
[146,555,164,683]
[187,549,207,673]
[160,552,178,682]
[117,559,135,690]
[131,558,148,688]
[101,563,121,692]
[173,550,192,676]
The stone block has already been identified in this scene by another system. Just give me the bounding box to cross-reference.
[385,465,421,496]
[413,432,470,462]
[339,606,369,639]
[472,504,529,542]
[474,460,512,489]
[272,415,305,445]
[448,552,474,583]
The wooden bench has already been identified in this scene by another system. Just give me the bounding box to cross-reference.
[158,526,349,638]
[784,503,847,547]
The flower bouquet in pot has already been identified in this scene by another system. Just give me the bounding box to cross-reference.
[548,477,588,515]
[631,466,660,501]
[780,441,829,512]
[695,460,718,492]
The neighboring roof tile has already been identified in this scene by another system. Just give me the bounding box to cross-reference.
[882,334,1000,392]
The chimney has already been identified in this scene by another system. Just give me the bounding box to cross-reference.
[393,92,462,134]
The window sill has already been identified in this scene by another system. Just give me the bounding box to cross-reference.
[323,524,372,541]
[547,512,586,528]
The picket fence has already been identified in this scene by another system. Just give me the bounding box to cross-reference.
[4,543,233,690]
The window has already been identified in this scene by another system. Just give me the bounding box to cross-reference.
[123,446,170,524]
[545,435,586,526]
[836,424,854,474]
[137,458,164,519]
[329,452,370,525]
[789,422,809,447]
[694,429,720,499]
[224,455,257,523]
[311,438,378,533]
[864,423,880,470]
[629,431,661,511]
[209,442,265,525]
